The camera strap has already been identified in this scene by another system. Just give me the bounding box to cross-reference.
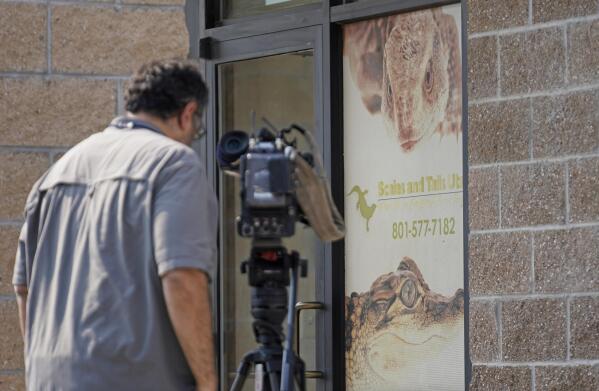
[110,116,164,135]
[295,153,345,242]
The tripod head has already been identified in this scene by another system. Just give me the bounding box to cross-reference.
[241,240,307,347]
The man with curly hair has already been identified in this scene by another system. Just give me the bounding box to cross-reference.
[13,60,218,391]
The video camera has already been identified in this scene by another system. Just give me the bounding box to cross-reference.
[216,123,344,242]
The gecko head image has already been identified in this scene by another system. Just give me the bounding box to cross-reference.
[344,8,462,152]
[345,257,464,390]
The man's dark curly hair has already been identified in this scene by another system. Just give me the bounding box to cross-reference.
[125,60,208,120]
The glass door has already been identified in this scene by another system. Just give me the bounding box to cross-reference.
[205,26,328,391]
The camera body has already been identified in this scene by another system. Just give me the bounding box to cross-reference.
[216,129,306,240]
[238,139,297,238]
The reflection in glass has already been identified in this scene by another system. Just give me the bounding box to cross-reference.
[218,51,319,391]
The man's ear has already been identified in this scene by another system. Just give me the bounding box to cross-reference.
[178,100,199,129]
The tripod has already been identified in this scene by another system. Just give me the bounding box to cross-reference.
[230,240,308,391]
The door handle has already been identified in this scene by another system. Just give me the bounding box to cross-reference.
[295,301,325,379]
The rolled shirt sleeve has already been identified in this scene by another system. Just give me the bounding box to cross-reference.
[13,179,44,287]
[152,149,218,280]
[12,222,28,286]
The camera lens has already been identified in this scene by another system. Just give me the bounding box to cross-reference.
[216,130,249,168]
[226,138,241,149]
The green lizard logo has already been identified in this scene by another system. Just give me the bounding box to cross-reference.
[347,185,377,232]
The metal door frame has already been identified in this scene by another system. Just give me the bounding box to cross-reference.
[202,25,330,390]
[192,0,470,389]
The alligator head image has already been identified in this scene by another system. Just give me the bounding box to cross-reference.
[345,257,464,390]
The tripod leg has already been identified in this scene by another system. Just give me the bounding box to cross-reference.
[281,254,300,391]
[265,360,281,391]
[255,363,265,391]
[230,354,253,391]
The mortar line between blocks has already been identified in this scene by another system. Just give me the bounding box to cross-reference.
[496,301,503,360]
[46,1,183,11]
[471,292,599,301]
[0,221,23,227]
[496,35,501,97]
[530,234,535,293]
[566,297,571,360]
[470,221,599,235]
[563,26,569,84]
[529,98,534,159]
[528,0,533,25]
[0,369,24,376]
[0,72,130,80]
[47,2,52,74]
[498,167,502,228]
[469,14,599,38]
[50,150,65,163]
[474,359,599,367]
[0,146,70,153]
[470,153,599,169]
[565,162,570,223]
[0,0,47,4]
[470,82,599,104]
[116,80,122,116]
[531,365,536,391]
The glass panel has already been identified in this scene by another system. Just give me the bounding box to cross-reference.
[224,0,320,20]
[218,51,319,391]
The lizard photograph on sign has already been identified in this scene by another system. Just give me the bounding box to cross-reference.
[343,4,465,390]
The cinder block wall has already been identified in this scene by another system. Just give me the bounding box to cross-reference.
[0,0,189,388]
[1,1,598,390]
[467,0,599,389]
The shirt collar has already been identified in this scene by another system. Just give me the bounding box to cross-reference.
[109,116,164,135]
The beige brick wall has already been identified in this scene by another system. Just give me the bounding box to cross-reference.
[1,0,598,389]
[468,0,599,389]
[0,0,189,386]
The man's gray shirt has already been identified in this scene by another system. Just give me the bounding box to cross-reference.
[12,121,218,390]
